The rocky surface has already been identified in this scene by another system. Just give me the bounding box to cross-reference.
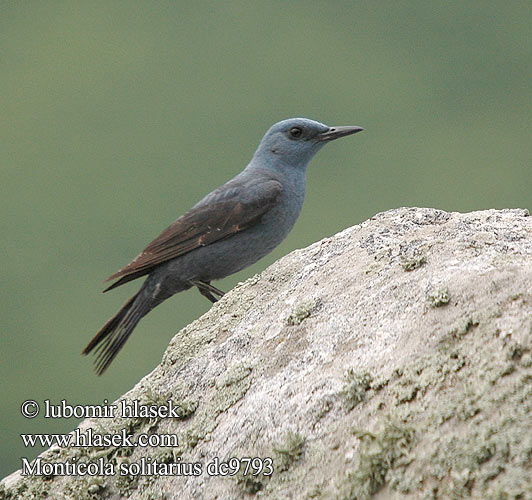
[2,207,532,500]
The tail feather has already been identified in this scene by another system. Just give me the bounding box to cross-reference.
[102,270,148,293]
[93,302,145,375]
[83,291,150,375]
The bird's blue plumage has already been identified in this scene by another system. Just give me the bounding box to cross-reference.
[84,118,363,373]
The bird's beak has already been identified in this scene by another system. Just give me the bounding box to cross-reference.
[316,125,364,142]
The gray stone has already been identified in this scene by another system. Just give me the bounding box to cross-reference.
[3,207,532,500]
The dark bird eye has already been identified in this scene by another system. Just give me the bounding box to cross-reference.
[289,126,303,138]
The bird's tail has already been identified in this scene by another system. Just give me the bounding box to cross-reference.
[82,291,151,375]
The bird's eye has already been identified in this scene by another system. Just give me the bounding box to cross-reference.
[289,126,303,138]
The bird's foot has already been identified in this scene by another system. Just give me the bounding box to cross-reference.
[192,280,225,303]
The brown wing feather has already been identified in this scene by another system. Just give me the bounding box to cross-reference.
[103,180,282,291]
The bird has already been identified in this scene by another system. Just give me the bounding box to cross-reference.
[83,118,363,374]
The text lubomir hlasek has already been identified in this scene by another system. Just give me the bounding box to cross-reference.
[44,399,185,419]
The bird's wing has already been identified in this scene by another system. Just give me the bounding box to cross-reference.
[103,179,283,292]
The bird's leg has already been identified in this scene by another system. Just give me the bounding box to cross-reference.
[197,280,225,297]
[193,280,225,303]
[198,287,218,303]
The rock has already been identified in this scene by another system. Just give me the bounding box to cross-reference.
[2,207,532,500]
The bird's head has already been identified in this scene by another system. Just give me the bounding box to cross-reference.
[253,118,363,169]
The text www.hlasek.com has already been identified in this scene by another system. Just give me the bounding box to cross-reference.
[20,427,178,448]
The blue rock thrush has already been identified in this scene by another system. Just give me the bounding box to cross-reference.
[83,118,363,374]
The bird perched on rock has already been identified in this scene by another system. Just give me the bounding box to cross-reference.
[83,118,363,374]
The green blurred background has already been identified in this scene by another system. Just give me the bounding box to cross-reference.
[1,1,531,477]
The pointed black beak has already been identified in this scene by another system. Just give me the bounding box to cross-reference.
[316,125,364,142]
